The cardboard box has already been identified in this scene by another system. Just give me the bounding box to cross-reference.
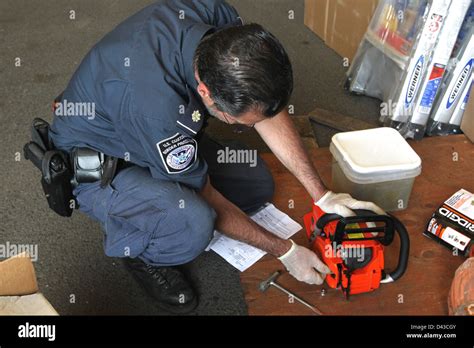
[0,253,58,315]
[424,189,474,257]
[304,0,379,60]
[461,90,474,143]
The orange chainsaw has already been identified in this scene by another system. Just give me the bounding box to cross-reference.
[304,205,409,299]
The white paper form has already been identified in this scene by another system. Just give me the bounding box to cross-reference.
[207,203,302,272]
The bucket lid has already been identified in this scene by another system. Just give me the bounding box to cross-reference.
[330,127,422,184]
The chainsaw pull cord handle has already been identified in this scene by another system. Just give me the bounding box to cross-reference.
[381,214,410,283]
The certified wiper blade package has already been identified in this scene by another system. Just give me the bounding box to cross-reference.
[426,26,474,136]
[405,0,472,139]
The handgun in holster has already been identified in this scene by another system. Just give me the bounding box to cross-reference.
[23,118,75,217]
[24,117,120,217]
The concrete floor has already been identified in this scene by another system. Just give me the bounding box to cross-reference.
[0,0,379,315]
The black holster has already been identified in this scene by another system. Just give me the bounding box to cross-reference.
[24,118,75,217]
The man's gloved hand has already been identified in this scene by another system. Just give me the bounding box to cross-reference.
[315,190,386,217]
[278,240,331,285]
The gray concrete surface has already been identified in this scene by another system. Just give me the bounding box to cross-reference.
[0,0,379,315]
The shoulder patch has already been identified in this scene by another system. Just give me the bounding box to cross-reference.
[157,133,197,174]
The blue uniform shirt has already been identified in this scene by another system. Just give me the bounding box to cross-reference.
[50,0,242,190]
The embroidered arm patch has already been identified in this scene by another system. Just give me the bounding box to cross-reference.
[157,133,197,174]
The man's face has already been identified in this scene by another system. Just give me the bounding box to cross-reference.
[195,72,267,127]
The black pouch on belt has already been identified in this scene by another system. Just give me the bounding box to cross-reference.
[23,118,75,217]
[71,148,118,189]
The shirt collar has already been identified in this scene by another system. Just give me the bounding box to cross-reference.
[176,87,208,137]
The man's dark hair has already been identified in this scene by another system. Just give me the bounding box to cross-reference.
[194,23,293,118]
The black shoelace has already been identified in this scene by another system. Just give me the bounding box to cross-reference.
[145,265,181,289]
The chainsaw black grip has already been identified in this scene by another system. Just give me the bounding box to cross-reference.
[385,214,410,282]
[315,213,343,230]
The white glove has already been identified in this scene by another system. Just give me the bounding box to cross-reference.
[315,191,386,217]
[278,240,331,285]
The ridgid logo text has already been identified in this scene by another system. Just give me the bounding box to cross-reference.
[439,207,474,232]
[18,322,56,341]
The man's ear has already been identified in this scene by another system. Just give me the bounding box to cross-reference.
[197,82,217,109]
[197,81,210,99]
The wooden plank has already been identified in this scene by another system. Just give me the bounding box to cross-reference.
[205,115,319,153]
[308,107,377,133]
[240,135,474,315]
[307,107,377,147]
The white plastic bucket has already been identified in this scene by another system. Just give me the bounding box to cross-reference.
[330,127,422,211]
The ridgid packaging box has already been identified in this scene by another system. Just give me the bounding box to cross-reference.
[424,189,474,257]
[0,253,58,315]
[304,0,379,60]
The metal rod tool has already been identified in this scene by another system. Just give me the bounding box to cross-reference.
[259,271,323,315]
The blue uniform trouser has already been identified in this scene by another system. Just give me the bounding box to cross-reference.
[73,136,275,266]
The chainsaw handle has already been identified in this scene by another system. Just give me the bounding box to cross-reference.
[316,210,395,246]
[315,213,342,231]
[314,209,410,283]
[382,214,410,283]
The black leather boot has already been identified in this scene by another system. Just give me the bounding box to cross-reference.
[123,257,198,314]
